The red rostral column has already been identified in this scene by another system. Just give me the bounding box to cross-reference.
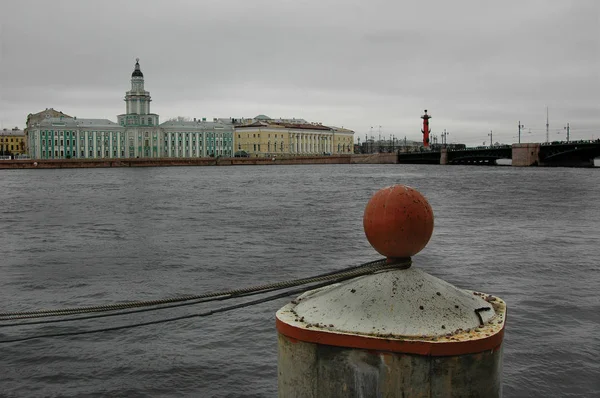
[421,109,431,147]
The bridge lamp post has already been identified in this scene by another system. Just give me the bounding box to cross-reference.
[518,121,525,144]
[564,123,570,143]
[488,131,493,148]
[442,130,449,148]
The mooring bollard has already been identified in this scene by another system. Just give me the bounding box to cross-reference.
[276,185,506,397]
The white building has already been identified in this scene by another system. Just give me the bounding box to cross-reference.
[27,59,234,160]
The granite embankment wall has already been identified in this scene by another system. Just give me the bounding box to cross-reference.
[0,154,398,169]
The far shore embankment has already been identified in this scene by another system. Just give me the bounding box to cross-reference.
[0,153,398,169]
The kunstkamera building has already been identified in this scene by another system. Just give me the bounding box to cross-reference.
[27,59,233,160]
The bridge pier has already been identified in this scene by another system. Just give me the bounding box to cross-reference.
[512,143,540,167]
[440,148,448,165]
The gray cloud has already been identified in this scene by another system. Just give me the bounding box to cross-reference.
[1,0,598,145]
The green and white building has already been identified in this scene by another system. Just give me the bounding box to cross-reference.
[27,59,234,159]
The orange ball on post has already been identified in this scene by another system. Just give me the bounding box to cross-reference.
[363,185,434,259]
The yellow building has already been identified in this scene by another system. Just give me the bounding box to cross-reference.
[234,116,354,158]
[0,128,26,157]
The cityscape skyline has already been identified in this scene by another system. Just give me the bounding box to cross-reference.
[1,0,598,147]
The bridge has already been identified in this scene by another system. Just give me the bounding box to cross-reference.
[397,141,600,167]
[446,146,512,165]
[538,142,600,167]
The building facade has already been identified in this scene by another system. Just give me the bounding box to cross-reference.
[0,128,26,158]
[26,60,353,160]
[234,118,354,158]
[27,59,234,160]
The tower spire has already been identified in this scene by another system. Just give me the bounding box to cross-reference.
[132,58,143,78]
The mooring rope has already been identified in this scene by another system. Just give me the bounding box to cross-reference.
[0,258,411,321]
[0,258,411,344]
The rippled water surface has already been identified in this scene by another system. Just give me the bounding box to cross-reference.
[1,164,599,397]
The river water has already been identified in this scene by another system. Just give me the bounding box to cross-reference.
[0,164,598,397]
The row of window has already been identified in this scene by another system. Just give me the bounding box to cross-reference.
[238,133,343,140]
[41,131,123,136]
[122,117,154,126]
[0,138,21,143]
[165,133,231,139]
[164,149,231,157]
[42,150,126,158]
[41,139,126,147]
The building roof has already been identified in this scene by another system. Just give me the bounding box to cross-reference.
[159,120,232,130]
[27,108,73,125]
[235,121,333,131]
[0,128,24,136]
[254,114,271,120]
[329,126,355,134]
[272,118,308,124]
[132,58,143,78]
[36,118,121,128]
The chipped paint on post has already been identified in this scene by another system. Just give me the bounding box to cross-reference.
[276,268,506,397]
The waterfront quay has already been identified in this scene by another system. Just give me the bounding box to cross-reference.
[3,142,599,169]
[0,153,397,169]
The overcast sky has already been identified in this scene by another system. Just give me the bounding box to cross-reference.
[1,0,598,146]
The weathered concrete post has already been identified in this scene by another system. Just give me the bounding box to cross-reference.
[276,185,506,397]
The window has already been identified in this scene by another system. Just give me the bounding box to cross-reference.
[81,150,84,157]
[66,139,70,146]
[55,140,58,146]
[60,150,64,156]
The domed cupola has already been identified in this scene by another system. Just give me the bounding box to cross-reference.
[131,58,144,78]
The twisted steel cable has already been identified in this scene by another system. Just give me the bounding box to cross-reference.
[0,258,411,321]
